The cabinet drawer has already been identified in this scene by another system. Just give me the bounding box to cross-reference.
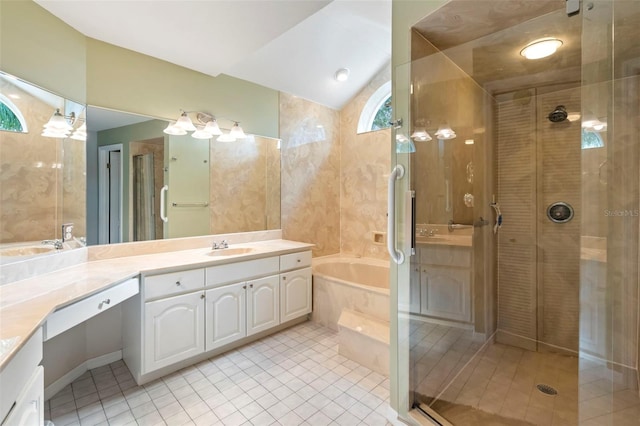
[144,269,204,301]
[280,251,312,271]
[45,278,139,340]
[420,245,471,267]
[206,257,279,287]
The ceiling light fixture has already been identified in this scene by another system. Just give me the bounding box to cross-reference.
[334,68,350,82]
[520,38,563,60]
[164,111,246,141]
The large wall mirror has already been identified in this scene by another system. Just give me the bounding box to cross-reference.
[0,71,282,263]
[88,106,282,246]
[0,71,86,261]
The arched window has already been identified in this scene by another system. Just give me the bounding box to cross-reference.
[0,94,28,133]
[357,81,391,134]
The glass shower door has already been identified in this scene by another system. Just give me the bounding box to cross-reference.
[392,1,640,425]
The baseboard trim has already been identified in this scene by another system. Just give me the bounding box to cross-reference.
[44,350,122,400]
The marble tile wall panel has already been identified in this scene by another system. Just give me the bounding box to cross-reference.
[279,93,341,257]
[339,64,391,260]
[62,137,86,240]
[210,136,280,234]
[1,79,60,243]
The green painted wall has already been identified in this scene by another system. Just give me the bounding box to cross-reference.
[0,0,86,102]
[86,39,279,138]
[97,119,167,241]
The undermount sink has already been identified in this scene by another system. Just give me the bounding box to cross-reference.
[0,246,55,257]
[207,247,256,257]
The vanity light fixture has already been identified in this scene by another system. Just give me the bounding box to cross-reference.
[164,110,245,141]
[42,109,76,138]
[334,68,350,82]
[395,132,416,153]
[70,123,87,141]
[434,123,457,140]
[229,122,246,139]
[520,38,563,60]
[410,127,432,142]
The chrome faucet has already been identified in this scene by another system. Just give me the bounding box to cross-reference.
[212,240,229,250]
[42,239,63,250]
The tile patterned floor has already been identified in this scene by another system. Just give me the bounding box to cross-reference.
[408,320,640,426]
[45,322,392,426]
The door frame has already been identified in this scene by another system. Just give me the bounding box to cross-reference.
[98,144,123,244]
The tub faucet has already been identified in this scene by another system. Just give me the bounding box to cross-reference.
[42,239,63,250]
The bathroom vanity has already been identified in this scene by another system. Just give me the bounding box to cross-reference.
[410,226,473,323]
[0,237,312,424]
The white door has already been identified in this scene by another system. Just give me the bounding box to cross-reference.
[144,292,204,373]
[98,144,123,244]
[280,267,312,323]
[247,275,279,336]
[205,282,246,351]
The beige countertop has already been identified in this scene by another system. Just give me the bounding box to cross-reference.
[0,239,313,371]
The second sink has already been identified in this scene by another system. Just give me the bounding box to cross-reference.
[207,247,256,257]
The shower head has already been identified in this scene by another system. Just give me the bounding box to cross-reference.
[548,105,568,122]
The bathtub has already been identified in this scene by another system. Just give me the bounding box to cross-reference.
[312,255,390,331]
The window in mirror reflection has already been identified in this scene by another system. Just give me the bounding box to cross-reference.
[0,95,27,133]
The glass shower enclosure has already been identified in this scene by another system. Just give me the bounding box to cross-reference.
[391,1,640,424]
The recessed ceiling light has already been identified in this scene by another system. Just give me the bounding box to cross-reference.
[520,38,563,60]
[334,68,350,82]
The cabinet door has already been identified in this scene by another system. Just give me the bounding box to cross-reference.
[205,282,246,351]
[3,366,43,426]
[280,267,312,323]
[399,264,421,314]
[247,275,280,336]
[144,292,205,373]
[420,266,470,322]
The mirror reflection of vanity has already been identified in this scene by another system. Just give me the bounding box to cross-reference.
[0,70,282,263]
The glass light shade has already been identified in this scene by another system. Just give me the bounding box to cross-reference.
[230,123,246,139]
[216,133,236,143]
[191,128,213,139]
[435,124,457,140]
[70,131,87,141]
[42,128,70,138]
[175,112,196,131]
[410,127,432,141]
[203,119,222,135]
[582,114,607,133]
[395,133,416,153]
[163,122,187,135]
[520,38,563,60]
[44,109,73,131]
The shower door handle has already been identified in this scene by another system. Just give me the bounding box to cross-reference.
[160,185,169,223]
[387,165,405,264]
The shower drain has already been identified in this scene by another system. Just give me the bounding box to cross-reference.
[536,384,558,395]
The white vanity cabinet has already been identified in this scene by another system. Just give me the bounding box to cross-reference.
[418,245,472,323]
[144,291,205,372]
[124,249,313,385]
[1,328,43,426]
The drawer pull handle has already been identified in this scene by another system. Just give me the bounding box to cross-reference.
[103,299,111,304]
[201,294,205,299]
[282,276,286,280]
[176,281,181,286]
[250,284,254,288]
[297,259,301,263]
